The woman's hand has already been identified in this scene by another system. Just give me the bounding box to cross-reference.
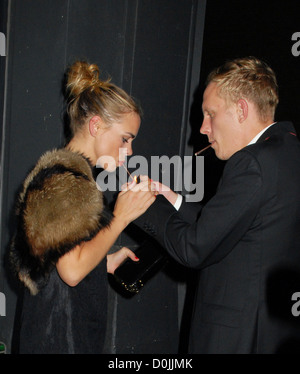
[113,175,157,226]
[107,247,139,274]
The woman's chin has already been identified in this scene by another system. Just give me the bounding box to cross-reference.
[97,162,117,172]
[105,164,117,172]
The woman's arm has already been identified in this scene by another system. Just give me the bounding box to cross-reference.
[56,179,155,286]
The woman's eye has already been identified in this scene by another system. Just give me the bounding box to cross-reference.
[122,137,129,144]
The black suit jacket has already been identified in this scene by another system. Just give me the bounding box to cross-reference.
[134,121,300,353]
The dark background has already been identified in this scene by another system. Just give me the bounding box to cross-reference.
[0,0,299,354]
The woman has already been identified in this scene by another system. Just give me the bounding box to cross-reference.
[9,61,156,354]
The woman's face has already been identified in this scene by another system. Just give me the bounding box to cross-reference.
[95,112,141,171]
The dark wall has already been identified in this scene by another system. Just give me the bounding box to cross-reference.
[0,0,8,146]
[0,0,8,351]
[0,0,206,353]
[189,0,300,204]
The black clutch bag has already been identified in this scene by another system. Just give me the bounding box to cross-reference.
[113,241,168,294]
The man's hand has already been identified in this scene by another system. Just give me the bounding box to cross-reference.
[150,180,179,206]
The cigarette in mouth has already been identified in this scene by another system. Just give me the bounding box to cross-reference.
[194,144,212,156]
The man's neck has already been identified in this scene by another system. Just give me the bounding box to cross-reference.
[247,122,276,145]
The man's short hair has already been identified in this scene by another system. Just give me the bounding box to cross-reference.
[207,56,279,122]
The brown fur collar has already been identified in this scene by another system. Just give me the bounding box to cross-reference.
[9,148,112,295]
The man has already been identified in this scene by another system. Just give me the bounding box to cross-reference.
[133,57,300,353]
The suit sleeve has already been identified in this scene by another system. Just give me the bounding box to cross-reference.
[178,199,203,223]
[133,150,262,269]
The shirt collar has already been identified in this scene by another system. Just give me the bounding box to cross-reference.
[247,122,276,145]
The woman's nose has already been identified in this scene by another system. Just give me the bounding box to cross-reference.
[127,143,133,156]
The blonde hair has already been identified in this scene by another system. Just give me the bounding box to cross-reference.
[66,61,142,136]
[207,56,279,122]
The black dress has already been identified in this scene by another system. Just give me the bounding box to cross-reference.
[18,259,108,354]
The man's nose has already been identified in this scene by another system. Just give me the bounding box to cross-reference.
[200,118,210,135]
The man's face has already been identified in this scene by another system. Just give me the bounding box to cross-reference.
[200,82,245,160]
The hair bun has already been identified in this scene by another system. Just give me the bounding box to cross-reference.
[67,61,106,98]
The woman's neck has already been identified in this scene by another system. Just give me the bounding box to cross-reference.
[65,136,96,166]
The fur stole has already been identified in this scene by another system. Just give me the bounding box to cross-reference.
[9,148,112,295]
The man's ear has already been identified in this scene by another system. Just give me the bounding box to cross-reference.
[89,115,102,137]
[237,99,248,123]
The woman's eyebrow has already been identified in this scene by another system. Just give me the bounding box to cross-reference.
[125,132,136,139]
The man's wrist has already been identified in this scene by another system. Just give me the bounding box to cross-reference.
[173,194,183,210]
